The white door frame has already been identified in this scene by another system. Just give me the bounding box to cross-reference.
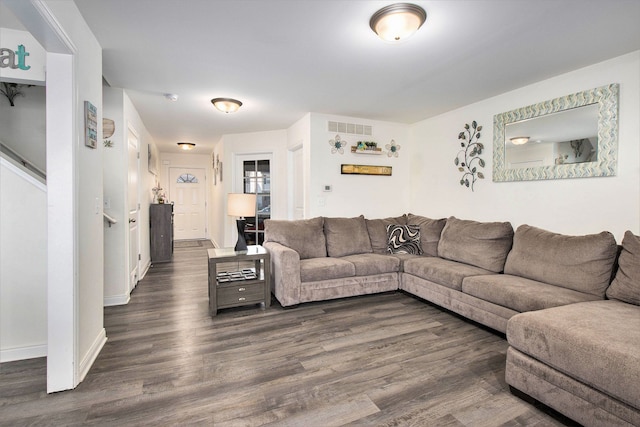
[127,124,140,292]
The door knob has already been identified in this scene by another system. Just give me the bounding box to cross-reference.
[129,218,136,223]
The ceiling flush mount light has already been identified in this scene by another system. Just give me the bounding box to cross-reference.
[177,142,196,150]
[370,3,427,42]
[510,137,530,145]
[211,97,242,113]
[164,93,178,102]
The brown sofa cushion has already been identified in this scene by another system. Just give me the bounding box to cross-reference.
[462,274,601,313]
[607,231,640,305]
[403,257,494,291]
[406,214,447,257]
[504,225,618,298]
[264,217,327,259]
[340,253,400,276]
[324,216,373,257]
[507,300,640,409]
[365,215,407,254]
[437,216,514,273]
[299,257,355,282]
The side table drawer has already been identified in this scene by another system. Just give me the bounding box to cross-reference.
[217,282,265,306]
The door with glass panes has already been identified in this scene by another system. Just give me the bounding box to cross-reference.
[240,158,271,245]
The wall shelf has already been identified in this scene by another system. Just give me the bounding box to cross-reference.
[351,146,382,155]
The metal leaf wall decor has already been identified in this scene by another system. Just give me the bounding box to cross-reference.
[454,121,485,191]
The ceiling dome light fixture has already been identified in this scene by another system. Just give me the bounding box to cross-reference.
[510,136,530,145]
[211,97,243,113]
[370,3,427,42]
[177,142,196,150]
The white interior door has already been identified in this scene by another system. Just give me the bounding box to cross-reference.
[169,167,206,240]
[127,128,139,292]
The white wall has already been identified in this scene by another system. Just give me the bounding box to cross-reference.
[44,1,106,389]
[0,158,47,362]
[409,51,640,241]
[123,91,154,282]
[102,87,156,305]
[9,0,106,391]
[214,129,288,248]
[102,87,128,305]
[308,113,410,219]
[159,151,214,240]
[0,84,46,172]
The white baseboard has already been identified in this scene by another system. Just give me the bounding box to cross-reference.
[0,343,47,363]
[78,328,107,383]
[140,259,151,280]
[104,294,130,306]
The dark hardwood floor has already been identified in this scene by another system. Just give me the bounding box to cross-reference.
[0,241,579,426]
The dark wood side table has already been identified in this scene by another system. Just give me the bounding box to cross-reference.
[207,245,271,316]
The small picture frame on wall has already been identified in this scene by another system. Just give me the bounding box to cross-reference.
[219,162,223,182]
[84,101,98,149]
[341,164,392,176]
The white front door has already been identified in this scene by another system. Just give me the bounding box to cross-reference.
[169,167,206,240]
[127,128,139,292]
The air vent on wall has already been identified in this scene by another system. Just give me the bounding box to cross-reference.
[328,121,373,136]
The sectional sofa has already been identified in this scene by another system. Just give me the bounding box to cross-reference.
[263,214,640,427]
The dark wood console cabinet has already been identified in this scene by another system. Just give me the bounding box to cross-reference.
[150,203,173,263]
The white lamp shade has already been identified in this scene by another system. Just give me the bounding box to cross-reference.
[227,193,256,217]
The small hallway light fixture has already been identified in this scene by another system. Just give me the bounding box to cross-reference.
[510,136,530,145]
[370,3,427,42]
[211,97,243,113]
[177,142,196,150]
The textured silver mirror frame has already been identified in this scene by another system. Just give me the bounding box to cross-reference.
[493,83,619,182]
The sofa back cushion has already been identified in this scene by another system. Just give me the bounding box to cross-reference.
[365,215,407,254]
[606,231,640,305]
[505,225,618,298]
[407,214,447,257]
[437,216,514,273]
[324,216,373,257]
[264,217,327,259]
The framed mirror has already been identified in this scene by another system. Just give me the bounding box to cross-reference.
[493,84,619,182]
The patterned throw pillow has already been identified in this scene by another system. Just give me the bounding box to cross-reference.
[386,224,423,255]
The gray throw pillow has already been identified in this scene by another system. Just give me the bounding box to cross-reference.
[607,231,640,305]
[264,217,327,259]
[406,214,447,257]
[387,224,423,255]
[438,216,514,273]
[324,216,373,257]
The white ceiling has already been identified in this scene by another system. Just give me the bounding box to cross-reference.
[5,1,640,154]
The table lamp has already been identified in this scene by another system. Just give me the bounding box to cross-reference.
[227,193,257,251]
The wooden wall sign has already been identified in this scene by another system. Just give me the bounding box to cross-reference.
[341,164,392,176]
[84,101,98,149]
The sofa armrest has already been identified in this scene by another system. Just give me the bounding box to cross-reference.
[263,241,301,307]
